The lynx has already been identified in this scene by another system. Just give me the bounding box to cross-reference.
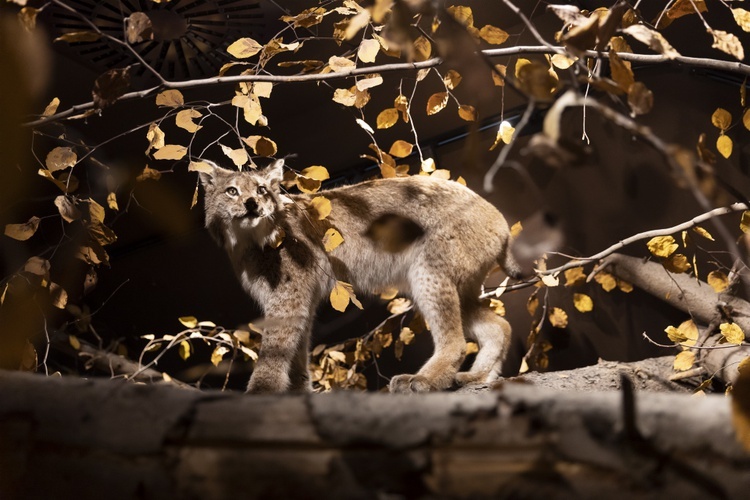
[199,159,520,394]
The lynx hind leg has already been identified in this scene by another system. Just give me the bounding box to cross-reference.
[455,308,511,386]
[287,333,312,393]
[390,273,466,393]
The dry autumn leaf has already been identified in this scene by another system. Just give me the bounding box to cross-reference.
[647,235,678,258]
[329,55,356,72]
[220,144,248,167]
[175,109,202,133]
[154,144,188,161]
[42,97,60,117]
[664,253,691,273]
[479,25,509,45]
[323,228,344,252]
[458,105,477,121]
[510,221,522,237]
[309,196,332,220]
[54,195,81,223]
[712,108,732,130]
[179,340,191,361]
[389,140,413,158]
[720,322,745,345]
[145,123,165,154]
[549,307,569,328]
[243,136,277,157]
[55,31,101,43]
[5,217,41,241]
[178,316,198,328]
[573,293,593,313]
[595,271,617,292]
[665,319,698,346]
[426,92,449,115]
[708,270,729,293]
[156,89,184,107]
[211,346,229,366]
[358,38,380,63]
[332,88,357,106]
[46,147,77,172]
[733,8,750,32]
[376,108,399,129]
[622,24,680,59]
[227,37,263,58]
[443,70,462,90]
[673,350,695,371]
[413,36,432,61]
[711,29,745,61]
[564,266,586,287]
[717,134,733,158]
[741,211,750,233]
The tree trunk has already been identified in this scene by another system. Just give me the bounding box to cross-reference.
[1,370,747,500]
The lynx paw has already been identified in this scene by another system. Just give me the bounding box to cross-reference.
[389,374,433,393]
[454,371,485,386]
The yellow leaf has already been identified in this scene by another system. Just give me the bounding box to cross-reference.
[741,211,750,233]
[153,144,187,161]
[227,37,263,58]
[673,350,695,371]
[731,356,750,452]
[145,123,165,154]
[55,31,101,43]
[490,298,506,316]
[179,340,192,361]
[514,58,532,79]
[179,316,198,328]
[595,271,617,292]
[573,293,593,313]
[712,108,733,130]
[329,55,356,72]
[549,307,568,328]
[211,346,229,366]
[420,158,436,173]
[330,281,351,312]
[188,160,214,173]
[664,253,691,273]
[49,282,68,309]
[107,192,118,211]
[309,196,332,220]
[296,176,322,194]
[413,36,432,61]
[479,25,509,45]
[527,293,539,316]
[431,169,450,180]
[711,29,744,61]
[358,38,380,63]
[510,221,522,237]
[717,134,733,158]
[175,109,202,133]
[708,270,729,293]
[376,108,399,129]
[220,144,248,168]
[136,166,162,182]
[332,88,356,106]
[243,136,277,157]
[665,319,698,346]
[253,82,273,98]
[46,147,77,172]
[399,327,415,345]
[550,54,576,69]
[732,8,750,32]
[443,70,462,90]
[389,140,414,158]
[744,109,750,131]
[447,5,474,26]
[619,280,633,293]
[155,89,184,108]
[721,322,745,345]
[692,226,714,241]
[323,228,344,252]
[69,334,81,350]
[564,267,586,287]
[492,64,507,86]
[43,97,60,117]
[426,92,449,116]
[458,104,477,122]
[301,166,330,181]
[5,216,41,241]
[388,297,412,315]
[622,24,680,59]
[379,288,399,301]
[356,74,383,92]
[465,342,479,355]
[647,235,678,258]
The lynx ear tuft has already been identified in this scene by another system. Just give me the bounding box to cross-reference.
[265,159,285,184]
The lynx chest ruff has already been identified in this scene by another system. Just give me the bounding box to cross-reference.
[200,159,519,393]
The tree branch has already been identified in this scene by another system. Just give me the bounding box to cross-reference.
[25,46,750,128]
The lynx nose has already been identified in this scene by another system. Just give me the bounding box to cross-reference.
[244,198,259,216]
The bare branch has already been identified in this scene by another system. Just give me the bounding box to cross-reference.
[25,45,750,128]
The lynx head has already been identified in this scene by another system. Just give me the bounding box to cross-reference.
[199,159,287,249]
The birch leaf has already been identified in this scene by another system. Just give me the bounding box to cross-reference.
[389,140,413,158]
[549,307,568,328]
[358,38,380,63]
[479,25,509,45]
[732,8,750,32]
[46,147,77,172]
[458,104,477,122]
[376,108,399,129]
[721,323,745,345]
[156,89,184,107]
[330,281,351,312]
[673,350,695,371]
[711,29,744,61]
[323,228,344,252]
[573,293,593,313]
[647,235,678,258]
[309,196,332,220]
[712,108,732,130]
[153,144,187,161]
[707,271,729,293]
[43,97,60,117]
[622,25,680,59]
[175,109,202,133]
[717,134,733,159]
[5,217,41,241]
[227,37,263,58]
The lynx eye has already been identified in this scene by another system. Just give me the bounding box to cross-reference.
[257,185,267,195]
[225,187,239,197]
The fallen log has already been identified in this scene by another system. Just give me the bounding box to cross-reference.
[0,370,747,499]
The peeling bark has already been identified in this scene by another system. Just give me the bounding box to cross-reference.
[0,370,747,500]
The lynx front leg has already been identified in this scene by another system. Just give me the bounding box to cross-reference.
[455,308,511,386]
[390,273,466,393]
[247,316,311,394]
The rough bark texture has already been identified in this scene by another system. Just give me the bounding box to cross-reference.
[603,253,750,385]
[1,370,747,500]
